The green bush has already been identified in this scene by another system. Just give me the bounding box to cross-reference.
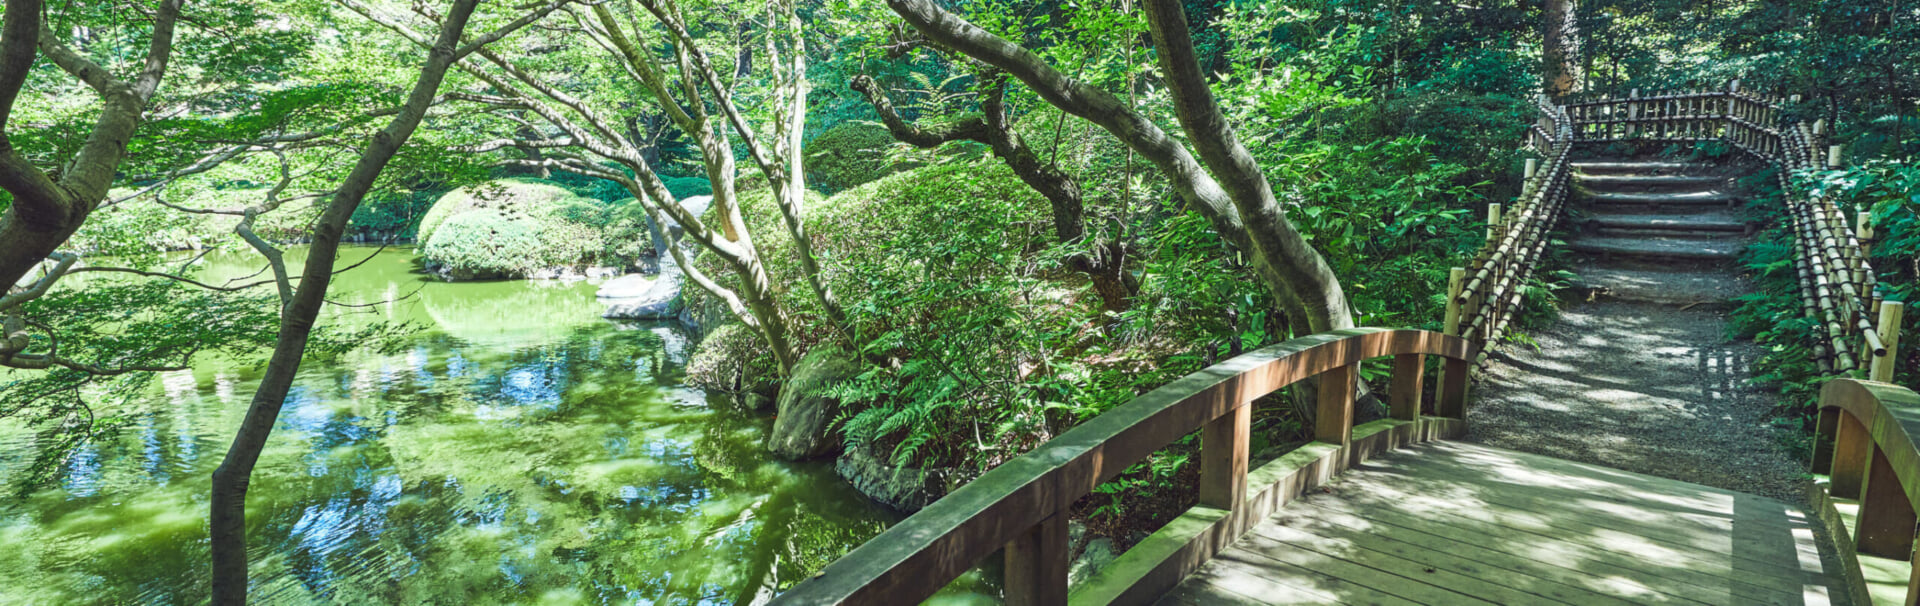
[418,179,619,279]
[688,160,1061,468]
[804,122,905,193]
[684,323,777,394]
[417,178,584,245]
[661,175,713,199]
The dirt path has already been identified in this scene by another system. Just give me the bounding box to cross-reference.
[1463,299,1808,502]
[1462,158,1809,503]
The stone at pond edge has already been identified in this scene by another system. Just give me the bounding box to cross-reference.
[832,442,968,512]
[1068,538,1117,588]
[765,347,859,460]
[742,390,776,412]
[603,265,685,319]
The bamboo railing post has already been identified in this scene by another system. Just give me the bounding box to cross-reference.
[1873,302,1904,383]
[1831,145,1845,168]
[1627,89,1641,138]
[1437,268,1467,414]
[1200,398,1251,509]
[1488,202,1503,241]
[1444,268,1466,337]
[1003,512,1068,606]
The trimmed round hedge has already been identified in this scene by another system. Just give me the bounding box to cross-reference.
[419,179,612,280]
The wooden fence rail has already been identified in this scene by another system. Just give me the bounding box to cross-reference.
[771,328,1475,605]
[1443,95,1572,370]
[1809,379,1920,603]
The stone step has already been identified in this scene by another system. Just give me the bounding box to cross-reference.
[1570,161,1718,175]
[1578,212,1749,234]
[1567,235,1743,261]
[1570,266,1747,306]
[1579,189,1738,208]
[1572,174,1728,192]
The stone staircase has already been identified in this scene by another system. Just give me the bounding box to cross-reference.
[1566,160,1752,305]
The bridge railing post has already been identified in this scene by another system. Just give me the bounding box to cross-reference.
[1391,353,1424,422]
[1437,357,1470,418]
[1315,362,1358,469]
[1854,444,1917,560]
[1003,510,1068,606]
[1200,398,1252,509]
[1832,411,1873,499]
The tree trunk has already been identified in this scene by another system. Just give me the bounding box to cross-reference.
[1544,0,1581,98]
[207,2,481,602]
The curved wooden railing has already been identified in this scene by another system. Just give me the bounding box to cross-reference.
[1560,80,1903,381]
[1809,379,1920,603]
[772,328,1475,605]
[1443,95,1573,370]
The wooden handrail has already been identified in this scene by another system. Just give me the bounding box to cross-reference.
[1810,379,1920,603]
[772,328,1475,605]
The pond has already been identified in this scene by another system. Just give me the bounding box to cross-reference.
[0,245,992,605]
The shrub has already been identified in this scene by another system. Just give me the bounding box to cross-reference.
[417,179,583,245]
[688,160,1060,468]
[804,122,905,193]
[418,179,615,279]
[661,175,713,199]
[684,323,777,394]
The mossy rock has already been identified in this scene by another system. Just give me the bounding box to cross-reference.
[766,346,859,460]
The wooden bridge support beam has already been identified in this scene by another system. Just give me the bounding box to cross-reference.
[1814,407,1841,474]
[1437,357,1469,419]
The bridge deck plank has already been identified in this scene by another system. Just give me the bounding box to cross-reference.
[1163,442,1850,606]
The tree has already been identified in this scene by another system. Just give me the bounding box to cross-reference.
[0,0,182,311]
[204,0,561,601]
[883,0,1354,337]
[351,0,846,376]
[1544,0,1583,98]
[851,69,1138,312]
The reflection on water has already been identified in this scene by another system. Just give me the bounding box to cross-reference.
[0,246,987,605]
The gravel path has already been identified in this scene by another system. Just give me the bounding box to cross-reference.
[1463,299,1809,502]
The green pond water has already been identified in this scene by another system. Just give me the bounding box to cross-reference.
[0,246,992,605]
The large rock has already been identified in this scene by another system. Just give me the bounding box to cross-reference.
[832,442,968,512]
[765,347,859,460]
[601,265,684,319]
[603,195,714,322]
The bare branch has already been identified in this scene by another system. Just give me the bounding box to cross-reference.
[0,252,78,313]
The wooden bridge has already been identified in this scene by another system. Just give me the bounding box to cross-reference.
[771,84,1913,605]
